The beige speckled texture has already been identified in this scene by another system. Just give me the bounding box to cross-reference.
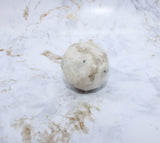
[61,42,109,91]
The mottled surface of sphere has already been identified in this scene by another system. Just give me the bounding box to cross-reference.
[61,42,109,91]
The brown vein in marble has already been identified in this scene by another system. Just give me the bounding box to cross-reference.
[32,74,47,79]
[37,102,99,143]
[37,120,71,143]
[41,50,62,64]
[25,5,70,31]
[88,39,93,42]
[70,0,80,9]
[6,50,21,57]
[34,1,41,10]
[66,102,98,133]
[147,35,160,43]
[3,47,21,57]
[25,4,76,30]
[65,0,81,20]
[23,1,31,21]
[39,6,70,21]
[30,68,40,71]
[66,13,78,20]
[12,117,33,143]
[23,6,29,20]
[0,49,4,52]
[145,17,148,23]
[0,79,16,86]
[144,14,148,23]
[12,102,99,143]
[83,23,88,27]
[1,86,11,93]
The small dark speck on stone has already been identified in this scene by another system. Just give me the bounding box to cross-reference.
[104,70,106,73]
[83,60,86,63]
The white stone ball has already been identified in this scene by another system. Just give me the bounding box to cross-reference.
[61,42,109,91]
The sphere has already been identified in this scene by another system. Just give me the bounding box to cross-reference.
[61,42,109,91]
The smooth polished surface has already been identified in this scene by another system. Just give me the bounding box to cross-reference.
[0,0,160,143]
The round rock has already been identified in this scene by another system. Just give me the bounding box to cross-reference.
[61,42,109,91]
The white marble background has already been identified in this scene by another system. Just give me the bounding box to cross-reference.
[0,0,160,143]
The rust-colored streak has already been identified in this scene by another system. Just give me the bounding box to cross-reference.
[6,50,21,57]
[37,121,71,143]
[65,6,71,9]
[145,17,148,23]
[70,0,80,9]
[37,102,98,142]
[40,13,47,21]
[66,0,80,21]
[88,69,98,82]
[21,125,32,143]
[66,13,78,20]
[23,6,29,20]
[66,102,98,133]
[6,51,11,56]
[88,39,93,42]
[144,14,148,23]
[41,50,62,64]
[39,7,62,21]
[12,117,33,143]
[0,49,4,52]
[83,23,87,27]
[12,102,99,143]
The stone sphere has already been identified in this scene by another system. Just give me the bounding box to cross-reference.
[61,42,109,91]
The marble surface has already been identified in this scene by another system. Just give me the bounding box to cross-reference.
[0,0,160,143]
